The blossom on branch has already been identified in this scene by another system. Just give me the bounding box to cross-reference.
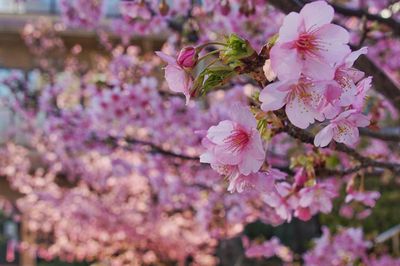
[200,105,265,176]
[270,0,350,81]
[156,51,194,104]
[314,109,370,147]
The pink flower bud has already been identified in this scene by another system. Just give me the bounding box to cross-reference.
[294,167,307,188]
[177,47,197,68]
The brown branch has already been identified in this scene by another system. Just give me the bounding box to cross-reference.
[360,127,400,142]
[105,136,199,161]
[124,137,200,161]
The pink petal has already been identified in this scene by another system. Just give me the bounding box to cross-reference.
[339,80,358,106]
[199,151,216,164]
[296,207,312,221]
[333,124,359,145]
[207,120,234,145]
[277,12,302,43]
[270,45,302,81]
[238,154,263,175]
[352,113,370,127]
[259,81,289,112]
[315,24,350,45]
[239,136,265,175]
[230,105,257,129]
[300,1,334,30]
[214,143,242,165]
[285,96,316,129]
[302,56,335,80]
[164,64,192,103]
[345,47,368,67]
[314,124,335,147]
[155,51,177,65]
[299,190,313,208]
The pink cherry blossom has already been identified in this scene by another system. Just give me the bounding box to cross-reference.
[263,182,297,221]
[270,1,350,80]
[227,168,286,193]
[259,77,329,128]
[345,190,381,207]
[352,76,372,111]
[298,182,338,217]
[334,47,368,106]
[200,105,266,176]
[156,51,193,104]
[243,236,293,262]
[314,109,370,147]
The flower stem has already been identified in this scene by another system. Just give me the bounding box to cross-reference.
[197,50,220,62]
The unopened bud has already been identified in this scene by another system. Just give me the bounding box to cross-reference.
[294,167,308,188]
[177,47,198,68]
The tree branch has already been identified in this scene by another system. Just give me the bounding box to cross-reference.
[360,127,400,142]
[278,114,400,174]
[106,136,200,161]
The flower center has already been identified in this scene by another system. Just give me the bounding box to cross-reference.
[224,127,250,153]
[295,33,319,55]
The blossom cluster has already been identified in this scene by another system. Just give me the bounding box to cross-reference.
[260,1,371,147]
[1,0,399,265]
[304,227,400,266]
[155,1,378,223]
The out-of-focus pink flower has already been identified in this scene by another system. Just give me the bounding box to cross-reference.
[263,182,297,221]
[259,77,328,129]
[200,105,265,176]
[314,109,370,147]
[303,227,372,266]
[339,204,354,218]
[270,1,350,80]
[243,236,293,262]
[177,47,198,68]
[345,190,381,207]
[156,51,193,104]
[227,168,286,193]
[120,1,152,20]
[298,182,338,219]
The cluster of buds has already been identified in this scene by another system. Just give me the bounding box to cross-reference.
[157,34,256,103]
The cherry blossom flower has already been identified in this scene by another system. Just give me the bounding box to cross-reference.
[227,168,286,193]
[345,190,381,207]
[243,236,293,262]
[270,1,350,80]
[314,109,370,147]
[333,47,368,106]
[259,77,329,129]
[156,51,194,104]
[263,182,297,221]
[298,182,338,218]
[303,227,372,266]
[200,105,265,176]
[352,76,372,111]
